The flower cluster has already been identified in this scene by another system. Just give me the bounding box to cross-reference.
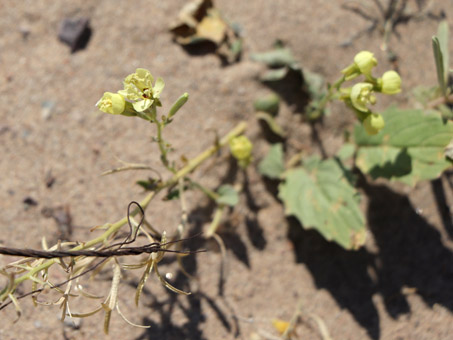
[96,68,165,120]
[341,51,401,135]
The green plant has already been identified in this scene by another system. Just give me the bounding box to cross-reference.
[258,28,453,249]
[0,68,248,333]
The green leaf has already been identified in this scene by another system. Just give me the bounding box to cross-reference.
[260,67,290,82]
[355,107,453,186]
[254,94,280,116]
[216,185,239,206]
[432,37,446,96]
[136,179,158,191]
[437,20,449,84]
[303,69,325,100]
[278,157,366,250]
[336,143,356,161]
[258,143,285,179]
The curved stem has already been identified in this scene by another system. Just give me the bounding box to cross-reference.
[206,205,226,238]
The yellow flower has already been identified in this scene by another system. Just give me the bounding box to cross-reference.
[118,68,165,112]
[96,92,125,115]
[350,83,376,112]
[363,113,385,135]
[272,319,290,335]
[378,70,401,94]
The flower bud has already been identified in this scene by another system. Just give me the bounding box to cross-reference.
[168,92,189,119]
[363,113,385,135]
[229,136,253,166]
[350,83,375,112]
[354,51,377,76]
[378,70,401,94]
[96,92,125,115]
[341,51,378,80]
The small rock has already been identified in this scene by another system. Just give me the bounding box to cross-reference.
[63,317,82,330]
[41,100,56,120]
[58,17,92,53]
[45,170,56,188]
[19,26,31,40]
[0,125,10,135]
[23,197,38,208]
[41,205,73,240]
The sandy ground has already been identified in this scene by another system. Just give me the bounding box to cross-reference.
[1,0,453,339]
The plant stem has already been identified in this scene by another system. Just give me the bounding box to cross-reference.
[311,75,346,118]
[155,120,171,170]
[3,121,248,297]
[206,205,226,238]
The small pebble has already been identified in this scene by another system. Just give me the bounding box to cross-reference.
[63,317,82,330]
[58,17,92,53]
[23,197,38,208]
[41,100,56,120]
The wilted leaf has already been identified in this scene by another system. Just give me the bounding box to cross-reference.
[278,157,366,250]
[216,184,239,206]
[258,143,285,179]
[170,0,241,63]
[256,112,285,137]
[171,0,212,31]
[355,107,453,186]
[196,14,226,44]
[253,44,326,120]
[251,48,295,68]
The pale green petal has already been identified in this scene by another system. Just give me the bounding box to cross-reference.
[123,73,135,84]
[135,68,154,89]
[97,92,125,115]
[153,78,165,98]
[120,83,141,101]
[133,99,153,112]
